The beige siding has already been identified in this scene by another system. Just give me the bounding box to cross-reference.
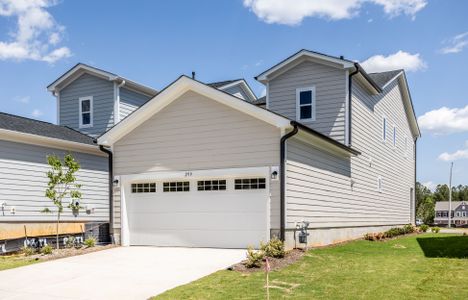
[113,91,281,230]
[268,60,347,143]
[0,139,109,222]
[286,79,415,229]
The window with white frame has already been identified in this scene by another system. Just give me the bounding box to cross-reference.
[382,117,387,142]
[131,183,156,193]
[163,181,190,192]
[79,96,93,128]
[377,176,383,193]
[235,178,266,190]
[197,180,227,191]
[392,125,397,147]
[296,87,315,121]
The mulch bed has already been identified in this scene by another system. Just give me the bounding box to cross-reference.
[23,244,116,262]
[228,249,305,273]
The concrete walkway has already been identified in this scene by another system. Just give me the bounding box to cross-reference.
[0,247,245,300]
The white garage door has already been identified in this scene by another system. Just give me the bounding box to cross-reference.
[122,168,269,248]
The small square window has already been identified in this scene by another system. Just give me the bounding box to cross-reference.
[163,181,190,192]
[131,182,156,193]
[235,178,267,190]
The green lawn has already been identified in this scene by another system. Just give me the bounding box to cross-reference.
[155,234,468,299]
[0,255,38,271]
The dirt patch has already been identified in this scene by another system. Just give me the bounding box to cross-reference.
[228,249,305,273]
[25,244,116,262]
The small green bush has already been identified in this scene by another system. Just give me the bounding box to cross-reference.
[40,244,53,255]
[84,237,96,248]
[260,237,285,258]
[21,246,36,256]
[244,247,264,268]
[431,227,440,233]
[419,224,429,232]
[403,224,415,234]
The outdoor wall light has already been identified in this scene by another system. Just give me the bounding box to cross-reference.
[271,166,279,181]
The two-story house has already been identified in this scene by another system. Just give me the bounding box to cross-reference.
[434,201,468,226]
[0,49,419,250]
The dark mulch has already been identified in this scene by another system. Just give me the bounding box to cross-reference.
[228,249,305,273]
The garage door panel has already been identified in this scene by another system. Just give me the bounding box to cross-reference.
[124,173,269,248]
[130,229,267,248]
[128,212,266,231]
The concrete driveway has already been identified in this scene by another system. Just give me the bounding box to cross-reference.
[0,247,245,300]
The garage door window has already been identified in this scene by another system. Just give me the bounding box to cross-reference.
[198,180,227,191]
[163,181,190,192]
[235,178,266,190]
[132,183,156,193]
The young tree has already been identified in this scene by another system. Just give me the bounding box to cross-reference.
[43,153,82,249]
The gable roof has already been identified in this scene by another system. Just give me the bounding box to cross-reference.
[47,63,158,97]
[208,78,257,102]
[97,76,290,146]
[435,201,467,211]
[368,70,403,89]
[0,112,94,145]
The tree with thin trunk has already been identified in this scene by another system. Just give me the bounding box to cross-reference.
[43,153,82,249]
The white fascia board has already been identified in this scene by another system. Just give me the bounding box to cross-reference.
[381,71,404,90]
[47,64,116,92]
[257,50,354,82]
[98,76,291,146]
[0,128,103,156]
[398,75,421,138]
[293,130,356,158]
[218,80,257,101]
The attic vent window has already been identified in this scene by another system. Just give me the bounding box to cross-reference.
[79,96,93,128]
[296,87,316,121]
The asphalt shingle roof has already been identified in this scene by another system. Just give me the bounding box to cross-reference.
[435,201,467,211]
[367,70,402,89]
[207,79,242,88]
[0,112,95,145]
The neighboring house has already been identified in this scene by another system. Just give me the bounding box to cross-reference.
[434,201,468,226]
[1,49,419,250]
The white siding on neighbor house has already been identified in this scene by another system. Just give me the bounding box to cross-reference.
[119,87,152,121]
[222,84,251,101]
[112,91,281,231]
[59,73,115,137]
[268,60,347,143]
[285,79,415,229]
[0,139,109,222]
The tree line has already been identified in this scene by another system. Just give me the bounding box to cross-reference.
[416,182,468,224]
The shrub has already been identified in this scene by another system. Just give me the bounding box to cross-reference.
[84,237,96,248]
[403,224,415,234]
[40,244,53,255]
[21,246,36,256]
[244,247,264,268]
[260,237,285,258]
[420,224,429,232]
[431,227,440,233]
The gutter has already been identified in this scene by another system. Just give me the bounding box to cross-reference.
[98,144,114,242]
[347,64,360,146]
[279,123,299,241]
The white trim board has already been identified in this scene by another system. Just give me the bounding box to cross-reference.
[98,76,291,146]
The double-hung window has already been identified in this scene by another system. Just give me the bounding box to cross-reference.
[79,96,93,128]
[296,87,315,121]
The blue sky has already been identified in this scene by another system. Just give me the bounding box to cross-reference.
[0,0,467,187]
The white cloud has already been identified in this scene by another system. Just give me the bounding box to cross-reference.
[422,181,436,191]
[439,141,468,162]
[361,50,427,73]
[418,105,468,135]
[0,0,71,63]
[242,0,427,25]
[31,109,43,117]
[440,32,468,54]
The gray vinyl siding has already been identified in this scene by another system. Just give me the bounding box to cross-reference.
[285,79,415,228]
[222,84,251,101]
[0,139,109,222]
[113,91,281,230]
[268,60,347,143]
[59,73,115,137]
[119,87,152,121]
